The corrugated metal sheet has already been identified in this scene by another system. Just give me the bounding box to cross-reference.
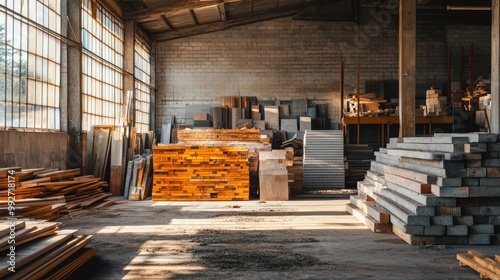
[303,130,345,189]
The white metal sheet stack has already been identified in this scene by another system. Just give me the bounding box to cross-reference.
[303,130,345,189]
[348,133,500,245]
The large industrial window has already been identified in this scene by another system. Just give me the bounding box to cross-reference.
[0,0,61,129]
[134,37,151,133]
[81,0,123,131]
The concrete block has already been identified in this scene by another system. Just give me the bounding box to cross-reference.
[435,207,461,216]
[379,188,435,216]
[431,185,469,198]
[454,216,474,226]
[280,118,298,132]
[299,116,312,131]
[259,150,286,160]
[470,224,495,234]
[480,206,500,215]
[252,120,266,130]
[464,143,487,153]
[386,182,456,207]
[462,207,480,216]
[436,177,461,187]
[489,216,500,225]
[468,234,491,245]
[446,225,468,236]
[465,160,482,168]
[486,142,500,152]
[431,216,453,226]
[435,236,469,245]
[482,158,500,167]
[486,167,500,177]
[264,106,280,130]
[469,187,500,197]
[463,178,480,187]
[424,225,446,236]
[390,215,424,235]
[466,168,486,177]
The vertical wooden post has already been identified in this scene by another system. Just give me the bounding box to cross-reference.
[460,47,464,91]
[398,0,416,141]
[447,50,452,105]
[356,63,361,144]
[340,60,345,142]
[491,0,500,133]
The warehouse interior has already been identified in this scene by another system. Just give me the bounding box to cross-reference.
[0,0,500,279]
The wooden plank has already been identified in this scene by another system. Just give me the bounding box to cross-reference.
[44,247,98,280]
[346,203,392,233]
[0,229,77,278]
[468,250,500,275]
[384,173,431,194]
[12,235,93,280]
[123,160,133,199]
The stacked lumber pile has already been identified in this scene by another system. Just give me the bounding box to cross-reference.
[177,128,262,142]
[175,129,271,197]
[123,154,153,201]
[457,250,500,280]
[0,220,97,279]
[0,168,112,220]
[285,147,303,195]
[348,133,500,245]
[303,130,345,190]
[344,144,375,189]
[152,145,250,201]
[259,150,289,201]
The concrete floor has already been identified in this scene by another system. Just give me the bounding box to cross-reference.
[60,198,500,280]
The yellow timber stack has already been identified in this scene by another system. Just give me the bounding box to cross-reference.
[152,145,250,201]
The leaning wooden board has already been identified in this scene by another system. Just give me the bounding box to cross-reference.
[153,145,250,201]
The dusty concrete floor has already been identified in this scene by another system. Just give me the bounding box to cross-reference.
[59,198,499,280]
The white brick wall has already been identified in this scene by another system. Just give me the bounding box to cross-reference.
[155,5,491,135]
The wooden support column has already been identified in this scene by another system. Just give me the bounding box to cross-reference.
[492,0,500,133]
[398,0,416,141]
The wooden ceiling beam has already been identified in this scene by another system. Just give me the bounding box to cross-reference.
[125,0,237,22]
[153,8,303,42]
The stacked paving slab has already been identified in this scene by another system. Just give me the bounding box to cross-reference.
[347,133,500,245]
[303,130,345,190]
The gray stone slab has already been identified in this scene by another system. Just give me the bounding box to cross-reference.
[446,225,468,236]
[469,187,500,197]
[435,207,461,216]
[469,234,491,245]
[464,143,487,153]
[280,118,298,132]
[264,106,280,130]
[386,182,456,207]
[466,167,487,177]
[470,224,495,234]
[480,206,500,215]
[436,177,462,187]
[423,225,446,236]
[431,185,469,198]
[390,215,424,235]
[453,216,474,226]
[402,136,469,144]
[435,133,498,143]
[431,216,454,226]
[299,116,312,131]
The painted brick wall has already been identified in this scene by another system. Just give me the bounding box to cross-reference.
[155,3,491,135]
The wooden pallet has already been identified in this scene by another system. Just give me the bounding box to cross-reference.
[457,250,500,280]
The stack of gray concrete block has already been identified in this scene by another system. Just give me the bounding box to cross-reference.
[303,130,345,190]
[348,133,500,245]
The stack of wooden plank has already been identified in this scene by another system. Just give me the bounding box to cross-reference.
[457,250,500,280]
[0,220,97,279]
[259,150,289,201]
[123,153,154,201]
[176,128,262,142]
[152,145,250,201]
[175,131,272,197]
[0,168,112,220]
[303,130,345,190]
[348,133,500,245]
[344,144,375,189]
[285,147,303,195]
